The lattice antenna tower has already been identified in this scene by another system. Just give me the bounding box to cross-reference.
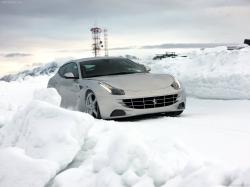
[90,27,103,57]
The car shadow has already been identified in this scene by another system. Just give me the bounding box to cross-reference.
[113,112,182,122]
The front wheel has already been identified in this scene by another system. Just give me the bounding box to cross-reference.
[85,91,101,119]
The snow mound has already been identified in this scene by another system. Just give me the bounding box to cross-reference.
[0,147,57,187]
[0,90,94,186]
[0,75,50,127]
[33,88,61,106]
[0,100,93,168]
[143,46,250,99]
[51,121,250,187]
[52,123,199,187]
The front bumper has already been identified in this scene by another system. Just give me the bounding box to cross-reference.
[97,88,186,119]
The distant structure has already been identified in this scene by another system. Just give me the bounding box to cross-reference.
[103,29,109,56]
[90,27,103,57]
[244,39,250,46]
[90,27,109,57]
[153,52,179,60]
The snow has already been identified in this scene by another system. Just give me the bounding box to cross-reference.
[0,147,57,187]
[0,75,50,127]
[0,100,93,168]
[33,88,61,106]
[141,46,250,99]
[0,88,94,186]
[0,46,250,187]
[0,61,60,82]
[50,101,250,187]
[51,124,188,187]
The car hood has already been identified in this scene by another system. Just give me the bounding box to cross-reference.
[86,73,174,91]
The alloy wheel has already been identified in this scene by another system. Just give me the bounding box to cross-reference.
[85,92,100,118]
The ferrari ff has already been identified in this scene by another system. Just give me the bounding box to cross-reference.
[48,57,186,119]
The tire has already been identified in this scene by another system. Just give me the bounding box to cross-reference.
[85,91,101,119]
[165,110,183,117]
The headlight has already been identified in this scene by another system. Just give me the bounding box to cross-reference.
[171,79,181,90]
[99,82,125,95]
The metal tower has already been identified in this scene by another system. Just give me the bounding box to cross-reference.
[103,29,109,56]
[90,27,102,57]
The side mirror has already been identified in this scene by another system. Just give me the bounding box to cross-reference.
[145,66,151,72]
[64,72,76,79]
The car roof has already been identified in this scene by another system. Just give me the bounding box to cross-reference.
[72,56,125,64]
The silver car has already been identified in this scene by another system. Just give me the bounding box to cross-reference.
[48,57,186,119]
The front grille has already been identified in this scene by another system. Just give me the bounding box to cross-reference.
[122,94,178,109]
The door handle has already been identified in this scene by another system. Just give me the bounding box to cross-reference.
[79,85,83,89]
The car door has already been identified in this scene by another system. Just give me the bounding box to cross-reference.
[57,62,81,109]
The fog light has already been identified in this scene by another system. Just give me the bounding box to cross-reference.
[110,110,126,117]
[178,102,185,109]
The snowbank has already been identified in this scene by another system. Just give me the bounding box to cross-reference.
[0,147,57,187]
[51,120,250,187]
[0,100,93,168]
[0,88,94,186]
[142,46,250,99]
[52,123,194,187]
[33,88,61,106]
[0,75,50,127]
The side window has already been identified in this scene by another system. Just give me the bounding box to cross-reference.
[58,62,79,78]
[58,64,66,77]
[80,64,96,78]
[71,63,79,78]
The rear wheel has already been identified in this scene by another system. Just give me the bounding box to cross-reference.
[85,91,101,119]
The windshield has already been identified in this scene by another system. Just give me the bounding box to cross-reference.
[80,58,147,78]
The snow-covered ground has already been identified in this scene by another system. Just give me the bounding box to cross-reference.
[0,46,250,187]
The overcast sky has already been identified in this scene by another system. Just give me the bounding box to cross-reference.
[0,0,250,75]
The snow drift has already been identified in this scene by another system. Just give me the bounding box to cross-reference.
[0,89,94,186]
[142,46,250,99]
[51,120,250,187]
[0,147,57,187]
[0,100,93,168]
[52,123,195,187]
[0,75,51,127]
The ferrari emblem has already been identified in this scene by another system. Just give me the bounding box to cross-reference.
[153,98,157,105]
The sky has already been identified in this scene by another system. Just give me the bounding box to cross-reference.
[0,0,250,75]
